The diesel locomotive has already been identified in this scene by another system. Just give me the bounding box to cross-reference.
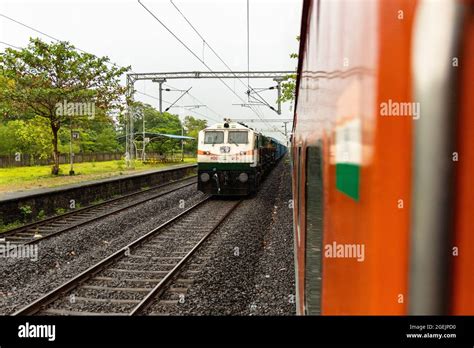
[197,120,286,195]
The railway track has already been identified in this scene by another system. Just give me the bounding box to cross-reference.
[13,197,241,316]
[0,176,197,245]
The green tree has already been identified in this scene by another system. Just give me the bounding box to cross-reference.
[0,38,129,174]
[183,115,206,153]
[16,116,52,159]
[0,121,21,155]
[130,102,184,155]
[93,127,122,152]
[278,36,299,104]
[61,122,121,154]
[0,118,51,159]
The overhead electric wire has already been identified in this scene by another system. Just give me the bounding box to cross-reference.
[167,0,284,140]
[184,106,220,124]
[0,13,61,42]
[170,0,280,118]
[0,10,282,135]
[136,90,172,105]
[168,1,288,139]
[170,0,251,91]
[0,13,127,71]
[0,40,22,49]
[152,1,284,136]
[247,0,250,96]
[0,12,218,128]
[138,0,244,104]
[164,82,224,121]
[164,87,191,111]
[141,0,282,133]
[136,90,219,124]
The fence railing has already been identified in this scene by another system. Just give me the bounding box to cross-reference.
[0,152,196,168]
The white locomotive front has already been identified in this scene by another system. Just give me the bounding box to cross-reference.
[197,120,259,195]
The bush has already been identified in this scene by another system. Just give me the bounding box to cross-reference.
[37,209,46,220]
[19,205,33,222]
[55,207,66,215]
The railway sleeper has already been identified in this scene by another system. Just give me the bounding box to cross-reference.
[93,276,163,283]
[81,285,151,293]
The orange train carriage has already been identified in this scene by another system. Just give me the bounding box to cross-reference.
[292,0,473,315]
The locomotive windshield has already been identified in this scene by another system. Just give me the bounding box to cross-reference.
[228,131,248,144]
[204,131,224,144]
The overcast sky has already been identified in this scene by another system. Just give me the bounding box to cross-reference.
[0,0,302,141]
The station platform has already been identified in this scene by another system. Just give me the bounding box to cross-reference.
[0,163,197,225]
[0,163,195,203]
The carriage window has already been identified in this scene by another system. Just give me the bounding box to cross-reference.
[204,131,224,144]
[228,131,248,144]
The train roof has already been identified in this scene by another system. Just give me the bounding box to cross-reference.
[203,122,253,131]
[201,122,286,147]
[269,136,286,147]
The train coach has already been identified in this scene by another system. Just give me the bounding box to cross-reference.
[197,119,286,195]
[292,0,473,315]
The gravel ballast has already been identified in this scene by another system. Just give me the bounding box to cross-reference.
[0,183,204,315]
[162,157,296,315]
[0,158,296,316]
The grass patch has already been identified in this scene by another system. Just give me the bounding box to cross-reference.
[0,157,196,194]
[55,207,67,215]
[0,220,23,233]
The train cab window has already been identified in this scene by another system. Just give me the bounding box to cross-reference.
[228,131,248,144]
[204,131,224,144]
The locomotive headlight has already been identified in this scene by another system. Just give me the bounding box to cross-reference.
[200,173,210,182]
[238,172,248,183]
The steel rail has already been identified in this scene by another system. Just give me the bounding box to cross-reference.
[129,199,242,315]
[1,175,197,245]
[12,196,213,316]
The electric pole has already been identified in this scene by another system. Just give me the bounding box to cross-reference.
[142,108,146,161]
[181,126,184,162]
[153,78,167,113]
[69,113,75,175]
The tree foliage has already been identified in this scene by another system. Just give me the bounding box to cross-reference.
[0,38,129,174]
[183,116,207,153]
[0,117,51,159]
[130,102,206,156]
[277,36,299,104]
[0,38,211,167]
